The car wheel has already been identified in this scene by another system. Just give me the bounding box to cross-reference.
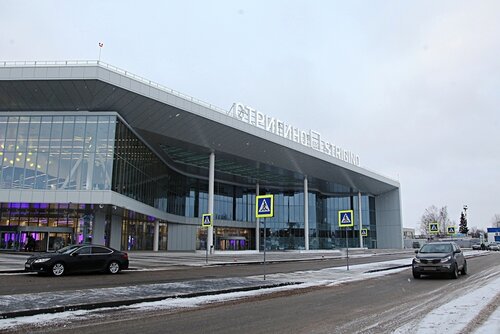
[108,261,121,274]
[461,260,467,275]
[450,264,459,279]
[412,270,420,279]
[51,262,65,276]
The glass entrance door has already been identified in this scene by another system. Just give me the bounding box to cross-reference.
[47,233,72,251]
[21,232,48,252]
[219,237,248,251]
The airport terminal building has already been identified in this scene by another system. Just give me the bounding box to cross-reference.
[0,61,402,252]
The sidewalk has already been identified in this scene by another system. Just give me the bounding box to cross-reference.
[0,248,414,273]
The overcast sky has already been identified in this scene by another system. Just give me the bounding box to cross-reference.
[1,0,499,232]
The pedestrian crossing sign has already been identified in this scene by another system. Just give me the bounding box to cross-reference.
[429,222,439,234]
[256,195,274,218]
[338,210,354,227]
[361,228,368,237]
[201,213,213,228]
[447,226,456,235]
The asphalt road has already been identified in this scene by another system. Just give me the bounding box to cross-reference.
[9,253,500,334]
[0,252,412,295]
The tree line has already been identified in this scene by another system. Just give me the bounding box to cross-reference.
[419,205,498,238]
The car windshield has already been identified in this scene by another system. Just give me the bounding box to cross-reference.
[56,245,81,254]
[420,244,453,253]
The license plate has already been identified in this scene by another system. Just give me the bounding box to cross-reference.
[423,267,436,271]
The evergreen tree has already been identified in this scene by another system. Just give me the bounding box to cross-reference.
[459,212,469,234]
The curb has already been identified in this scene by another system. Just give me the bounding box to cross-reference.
[0,282,300,319]
[0,269,25,274]
[364,264,412,273]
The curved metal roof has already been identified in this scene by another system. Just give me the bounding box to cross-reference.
[0,61,399,195]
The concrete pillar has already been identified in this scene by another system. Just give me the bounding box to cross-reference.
[207,152,215,253]
[86,153,95,190]
[358,192,363,248]
[93,211,106,245]
[110,214,122,250]
[256,183,260,251]
[153,220,159,252]
[304,176,309,250]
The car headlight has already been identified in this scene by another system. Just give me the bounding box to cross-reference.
[34,258,50,263]
[440,256,452,263]
[414,258,421,264]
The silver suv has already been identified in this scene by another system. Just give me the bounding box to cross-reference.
[412,242,467,279]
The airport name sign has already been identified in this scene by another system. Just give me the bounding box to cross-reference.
[228,102,360,166]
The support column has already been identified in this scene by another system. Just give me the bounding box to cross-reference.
[93,211,106,245]
[304,176,309,250]
[208,152,215,253]
[86,153,95,190]
[256,183,260,251]
[153,220,159,252]
[358,192,363,248]
[110,214,122,250]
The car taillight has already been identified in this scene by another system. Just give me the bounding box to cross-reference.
[122,253,128,260]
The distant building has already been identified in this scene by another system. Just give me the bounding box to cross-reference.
[403,228,415,239]
[487,227,500,243]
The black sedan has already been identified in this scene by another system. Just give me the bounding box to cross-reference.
[412,242,467,279]
[25,244,129,276]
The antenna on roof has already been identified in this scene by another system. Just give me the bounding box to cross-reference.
[98,42,104,62]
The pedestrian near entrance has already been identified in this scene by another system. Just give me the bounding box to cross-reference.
[25,235,35,252]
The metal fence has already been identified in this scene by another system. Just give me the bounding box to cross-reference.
[0,60,228,116]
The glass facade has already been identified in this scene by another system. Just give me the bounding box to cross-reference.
[198,227,254,251]
[121,210,167,251]
[0,115,114,190]
[0,113,378,251]
[258,191,376,251]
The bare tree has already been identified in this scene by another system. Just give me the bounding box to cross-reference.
[491,214,500,227]
[439,206,452,234]
[469,227,486,238]
[420,205,452,236]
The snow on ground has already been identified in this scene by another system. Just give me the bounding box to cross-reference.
[0,252,497,333]
[474,303,500,334]
[393,275,500,334]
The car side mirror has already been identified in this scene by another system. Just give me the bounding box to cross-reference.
[414,250,419,254]
[454,249,461,254]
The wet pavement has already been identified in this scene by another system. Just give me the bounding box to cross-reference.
[0,249,416,319]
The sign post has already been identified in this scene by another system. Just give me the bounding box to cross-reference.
[339,210,354,270]
[429,222,439,237]
[361,229,368,238]
[256,195,274,280]
[447,226,456,240]
[201,214,213,264]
